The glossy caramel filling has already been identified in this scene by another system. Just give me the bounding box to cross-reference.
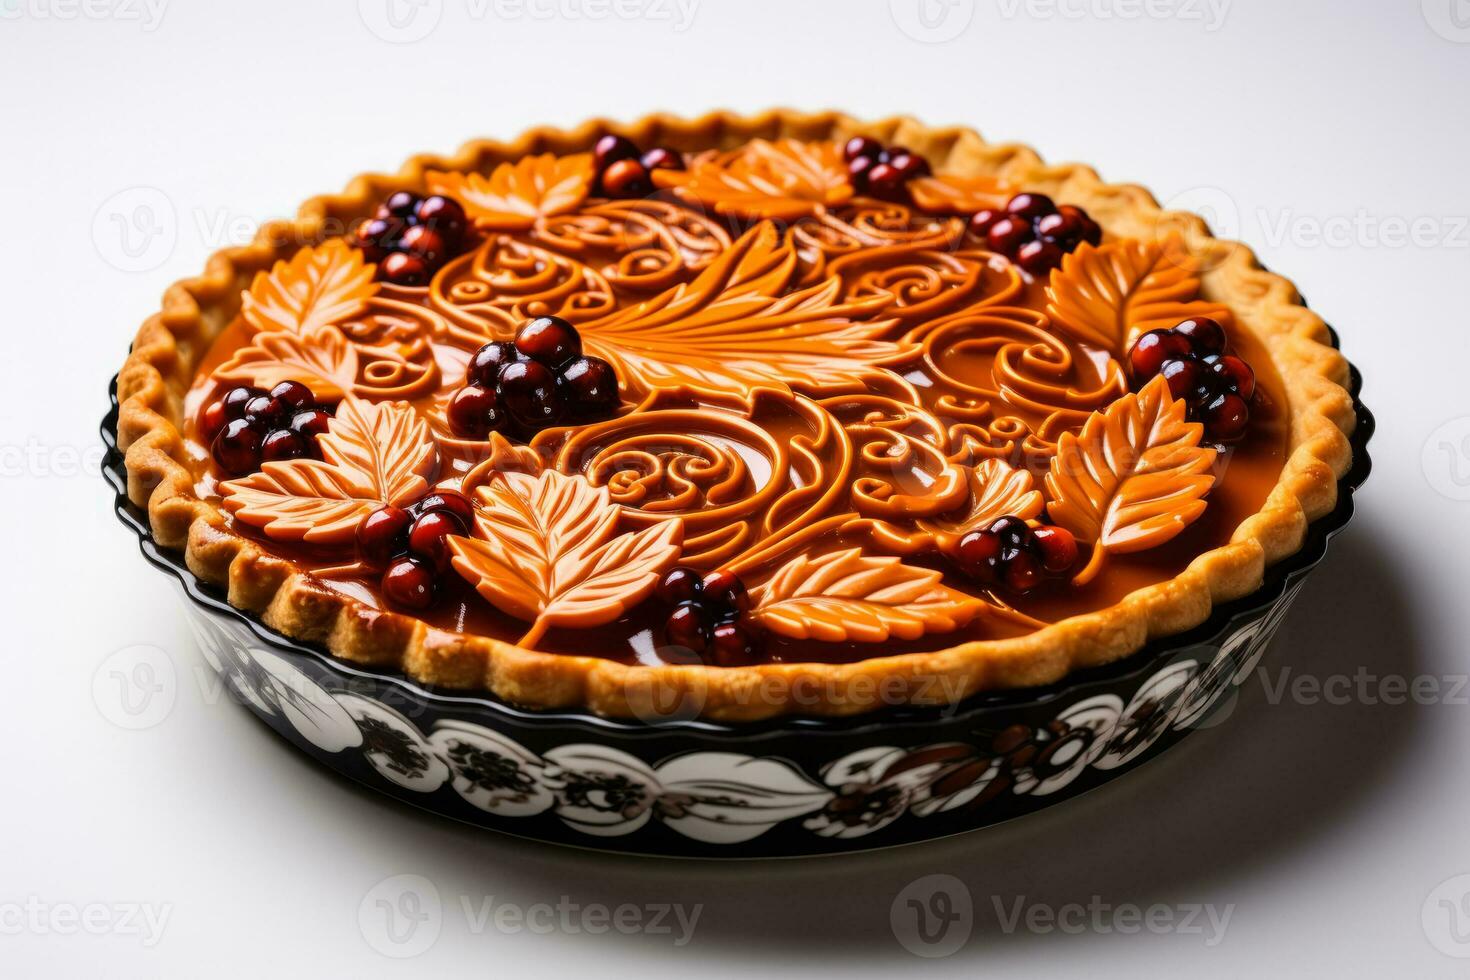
[182,162,1289,667]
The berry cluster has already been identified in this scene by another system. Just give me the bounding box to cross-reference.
[591,134,685,199]
[447,316,620,439]
[657,567,761,666]
[356,490,476,611]
[842,136,932,198]
[969,193,1103,276]
[1127,316,1256,443]
[202,381,331,476]
[352,191,469,287]
[953,516,1078,594]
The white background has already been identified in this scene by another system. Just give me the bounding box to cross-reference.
[2,0,1468,975]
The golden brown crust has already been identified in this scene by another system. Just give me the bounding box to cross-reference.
[118,109,1355,720]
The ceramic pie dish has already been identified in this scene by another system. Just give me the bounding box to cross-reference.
[105,110,1369,855]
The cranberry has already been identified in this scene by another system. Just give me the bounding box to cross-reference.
[353,216,403,263]
[497,359,566,432]
[640,146,684,172]
[221,386,259,420]
[269,380,314,413]
[1159,358,1204,401]
[290,409,332,439]
[1058,204,1103,246]
[986,215,1035,255]
[408,510,464,572]
[709,622,757,667]
[665,602,711,652]
[381,556,436,611]
[600,158,652,198]
[1036,210,1082,246]
[260,429,307,463]
[1174,316,1227,355]
[212,418,263,476]
[413,195,467,243]
[515,316,581,369]
[865,161,905,196]
[416,490,475,528]
[702,570,749,618]
[1210,354,1256,400]
[1016,239,1063,275]
[843,136,882,162]
[559,355,619,419]
[593,134,640,169]
[887,152,931,180]
[199,399,230,442]
[379,191,419,220]
[398,224,447,264]
[380,251,430,287]
[357,505,412,566]
[657,566,704,605]
[466,341,521,386]
[988,515,1032,551]
[1003,551,1043,593]
[1006,193,1056,221]
[1129,329,1195,381]
[1202,392,1250,442]
[243,394,282,426]
[954,528,1002,584]
[848,154,877,190]
[446,383,503,439]
[1031,525,1077,573]
[968,209,1002,239]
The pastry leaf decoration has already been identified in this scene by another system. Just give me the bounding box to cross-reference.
[918,458,1044,552]
[652,139,853,220]
[449,470,683,647]
[750,548,985,643]
[576,221,908,399]
[216,326,359,402]
[220,396,437,546]
[907,173,1011,215]
[427,154,594,231]
[1044,236,1232,352]
[1045,375,1217,586]
[241,240,377,335]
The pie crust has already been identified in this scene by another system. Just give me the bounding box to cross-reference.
[116,110,1356,720]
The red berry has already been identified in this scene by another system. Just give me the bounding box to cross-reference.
[1210,354,1256,400]
[221,386,260,420]
[515,316,581,369]
[865,162,905,196]
[843,136,882,162]
[657,566,704,605]
[290,409,332,440]
[1173,317,1227,355]
[380,252,430,287]
[413,195,466,243]
[986,215,1034,256]
[466,341,521,387]
[1128,329,1195,381]
[416,490,475,528]
[640,146,684,172]
[199,400,229,442]
[446,384,502,439]
[269,380,314,412]
[408,510,464,572]
[702,570,749,618]
[1036,210,1082,246]
[381,557,436,611]
[847,154,877,190]
[1159,357,1204,401]
[709,622,758,667]
[969,209,1002,239]
[600,158,651,198]
[497,359,566,432]
[1032,525,1078,573]
[1006,193,1056,221]
[1017,239,1063,275]
[352,216,403,263]
[1058,205,1102,245]
[559,355,619,419]
[955,528,1002,583]
[1202,392,1250,442]
[593,134,640,169]
[212,418,263,476]
[357,505,412,566]
[243,394,282,427]
[987,515,1033,551]
[665,602,710,652]
[1003,550,1043,593]
[260,428,307,463]
[379,191,419,220]
[398,224,448,264]
[887,152,931,180]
